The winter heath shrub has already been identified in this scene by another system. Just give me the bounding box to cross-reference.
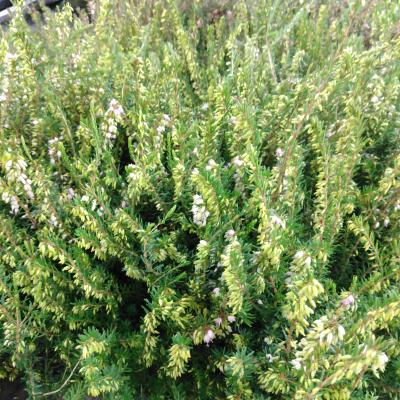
[1,0,400,399]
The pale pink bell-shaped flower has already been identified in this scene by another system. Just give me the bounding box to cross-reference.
[276,148,284,158]
[67,188,75,200]
[341,294,355,307]
[204,328,215,345]
[225,229,236,239]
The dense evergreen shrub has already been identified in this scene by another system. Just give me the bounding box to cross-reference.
[1,0,400,398]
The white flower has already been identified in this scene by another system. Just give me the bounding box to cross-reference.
[32,119,39,126]
[114,106,124,116]
[215,317,223,327]
[326,332,333,345]
[49,214,58,227]
[212,287,220,297]
[163,114,171,122]
[17,159,27,170]
[271,215,286,229]
[257,299,263,305]
[294,250,305,259]
[384,218,390,227]
[225,229,236,239]
[304,256,312,267]
[377,353,389,369]
[337,325,345,341]
[2,192,10,203]
[109,99,119,108]
[201,103,209,111]
[229,116,237,125]
[193,194,204,205]
[291,358,302,370]
[108,125,117,133]
[5,52,17,62]
[373,221,380,229]
[227,315,236,323]
[67,188,75,200]
[192,195,210,226]
[314,319,324,329]
[266,354,274,363]
[264,336,273,345]
[5,160,13,171]
[232,156,243,167]
[276,148,284,158]
[81,195,89,202]
[156,125,165,134]
[205,159,217,171]
[204,328,215,344]
[319,329,326,343]
[10,196,19,214]
[293,250,306,260]
[103,99,124,141]
[199,240,208,247]
[26,189,34,200]
[371,95,379,104]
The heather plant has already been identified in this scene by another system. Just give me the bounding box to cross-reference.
[0,0,400,399]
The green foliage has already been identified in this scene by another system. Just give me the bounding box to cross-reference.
[0,0,400,398]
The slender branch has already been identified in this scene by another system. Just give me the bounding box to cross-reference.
[34,356,83,398]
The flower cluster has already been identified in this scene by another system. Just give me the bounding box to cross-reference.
[205,159,218,172]
[1,157,34,215]
[156,113,171,134]
[102,98,124,140]
[203,328,215,345]
[48,136,63,164]
[192,194,210,227]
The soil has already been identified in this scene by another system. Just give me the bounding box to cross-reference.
[0,378,27,400]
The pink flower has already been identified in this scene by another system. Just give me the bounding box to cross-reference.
[204,328,215,345]
[276,148,284,158]
[212,287,220,296]
[225,229,236,239]
[215,317,223,327]
[341,294,355,307]
[271,215,286,229]
[67,188,75,200]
